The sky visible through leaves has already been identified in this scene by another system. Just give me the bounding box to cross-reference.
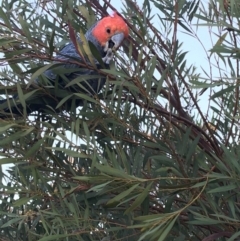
[0,0,228,172]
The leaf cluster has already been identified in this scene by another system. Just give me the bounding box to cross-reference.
[0,0,240,241]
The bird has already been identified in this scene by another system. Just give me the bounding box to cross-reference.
[0,12,129,118]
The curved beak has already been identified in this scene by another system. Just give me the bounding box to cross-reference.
[111,32,125,50]
[102,32,125,64]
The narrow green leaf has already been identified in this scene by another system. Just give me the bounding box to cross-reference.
[46,147,89,158]
[207,184,237,193]
[25,138,45,158]
[95,163,141,180]
[0,131,25,145]
[107,183,139,206]
[38,234,70,241]
[1,217,23,228]
[29,63,62,86]
[16,83,26,117]
[79,28,96,68]
[0,157,21,164]
[74,93,98,103]
[0,123,16,132]
[49,25,55,58]
[83,121,90,144]
[13,196,36,207]
[18,15,32,41]
[211,85,236,100]
[157,215,179,241]
[55,94,73,109]
[124,182,152,214]
[227,230,240,241]
[0,7,12,31]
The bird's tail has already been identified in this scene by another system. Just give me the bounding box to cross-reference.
[0,96,48,118]
[0,97,28,118]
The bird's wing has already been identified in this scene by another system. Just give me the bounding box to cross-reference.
[44,42,93,79]
[42,42,107,95]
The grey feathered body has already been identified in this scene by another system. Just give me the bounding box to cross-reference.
[0,22,109,117]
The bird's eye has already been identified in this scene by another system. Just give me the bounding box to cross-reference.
[106,28,111,34]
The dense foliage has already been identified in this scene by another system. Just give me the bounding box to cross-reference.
[0,0,240,240]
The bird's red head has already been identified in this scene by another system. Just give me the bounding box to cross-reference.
[92,12,129,48]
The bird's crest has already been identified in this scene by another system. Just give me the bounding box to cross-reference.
[109,11,116,18]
